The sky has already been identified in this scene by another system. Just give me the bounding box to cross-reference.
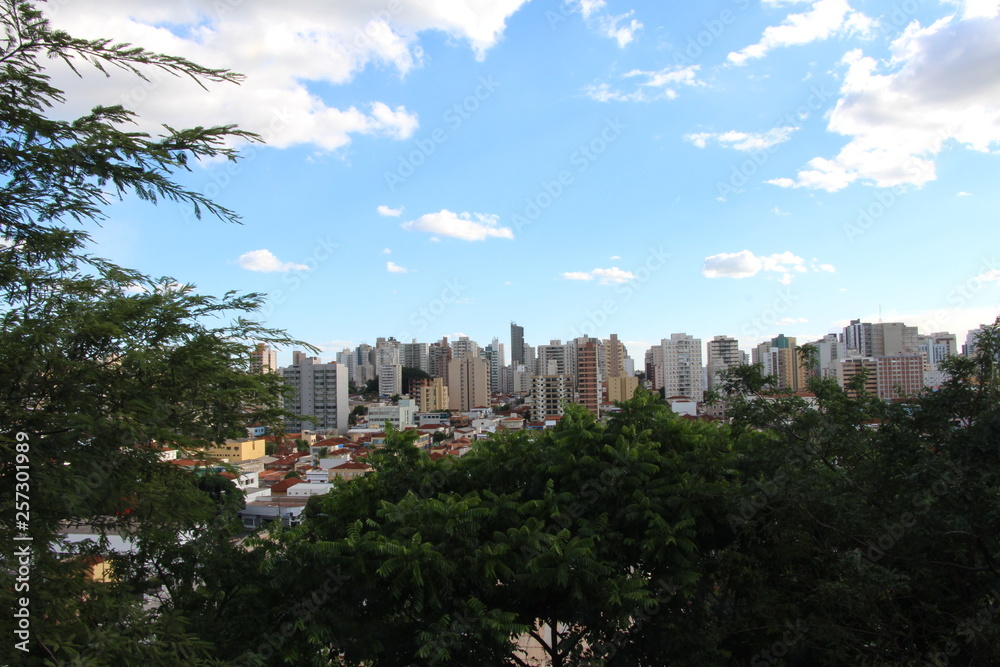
[44,0,1000,365]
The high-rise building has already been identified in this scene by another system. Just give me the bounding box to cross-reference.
[375,337,401,368]
[753,334,806,392]
[918,332,957,369]
[412,377,449,412]
[603,334,627,379]
[281,353,348,434]
[402,340,430,373]
[537,340,573,377]
[807,333,844,379]
[844,319,873,357]
[447,356,489,411]
[351,343,376,387]
[835,356,878,398]
[452,336,480,360]
[875,355,924,400]
[429,338,452,381]
[575,336,601,415]
[705,336,741,390]
[660,333,704,400]
[250,343,277,374]
[511,322,525,366]
[607,375,639,404]
[529,374,573,420]
[484,338,506,394]
[872,322,919,357]
[378,364,402,397]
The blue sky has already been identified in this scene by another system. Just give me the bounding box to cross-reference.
[49,0,1000,364]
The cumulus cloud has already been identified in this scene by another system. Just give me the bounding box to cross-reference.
[402,209,514,241]
[386,261,409,273]
[770,13,1000,191]
[703,250,834,283]
[377,205,403,217]
[562,267,636,284]
[43,0,529,152]
[237,249,308,273]
[685,126,798,151]
[729,0,875,65]
[584,65,701,102]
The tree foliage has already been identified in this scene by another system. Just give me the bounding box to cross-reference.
[0,1,304,663]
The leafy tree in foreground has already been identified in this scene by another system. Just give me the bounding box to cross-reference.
[0,1,304,663]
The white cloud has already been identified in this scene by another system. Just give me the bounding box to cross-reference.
[402,209,514,241]
[600,12,643,48]
[585,65,701,102]
[703,250,834,282]
[562,266,636,285]
[958,191,973,196]
[610,255,621,259]
[237,249,308,273]
[377,205,403,217]
[386,261,409,273]
[570,1,643,47]
[43,0,529,152]
[702,250,764,279]
[685,126,798,151]
[771,13,1000,191]
[729,0,875,65]
[382,248,392,254]
[772,206,790,216]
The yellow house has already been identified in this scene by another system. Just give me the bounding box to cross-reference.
[203,437,267,462]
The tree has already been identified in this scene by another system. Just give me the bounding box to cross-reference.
[0,2,305,663]
[401,365,431,395]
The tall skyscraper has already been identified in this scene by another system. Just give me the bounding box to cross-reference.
[574,336,601,415]
[511,321,524,366]
[753,335,806,392]
[429,338,452,381]
[484,338,505,394]
[529,373,573,420]
[250,343,277,374]
[402,340,430,373]
[603,333,627,380]
[447,356,489,411]
[705,335,741,390]
[872,322,919,357]
[844,319,874,357]
[281,353,348,434]
[660,333,704,400]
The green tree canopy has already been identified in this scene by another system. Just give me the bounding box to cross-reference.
[0,1,305,663]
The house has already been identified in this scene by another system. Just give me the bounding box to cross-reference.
[287,482,334,497]
[328,461,372,481]
[269,478,305,495]
[239,497,308,530]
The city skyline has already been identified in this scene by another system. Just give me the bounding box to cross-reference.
[44,0,1000,361]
